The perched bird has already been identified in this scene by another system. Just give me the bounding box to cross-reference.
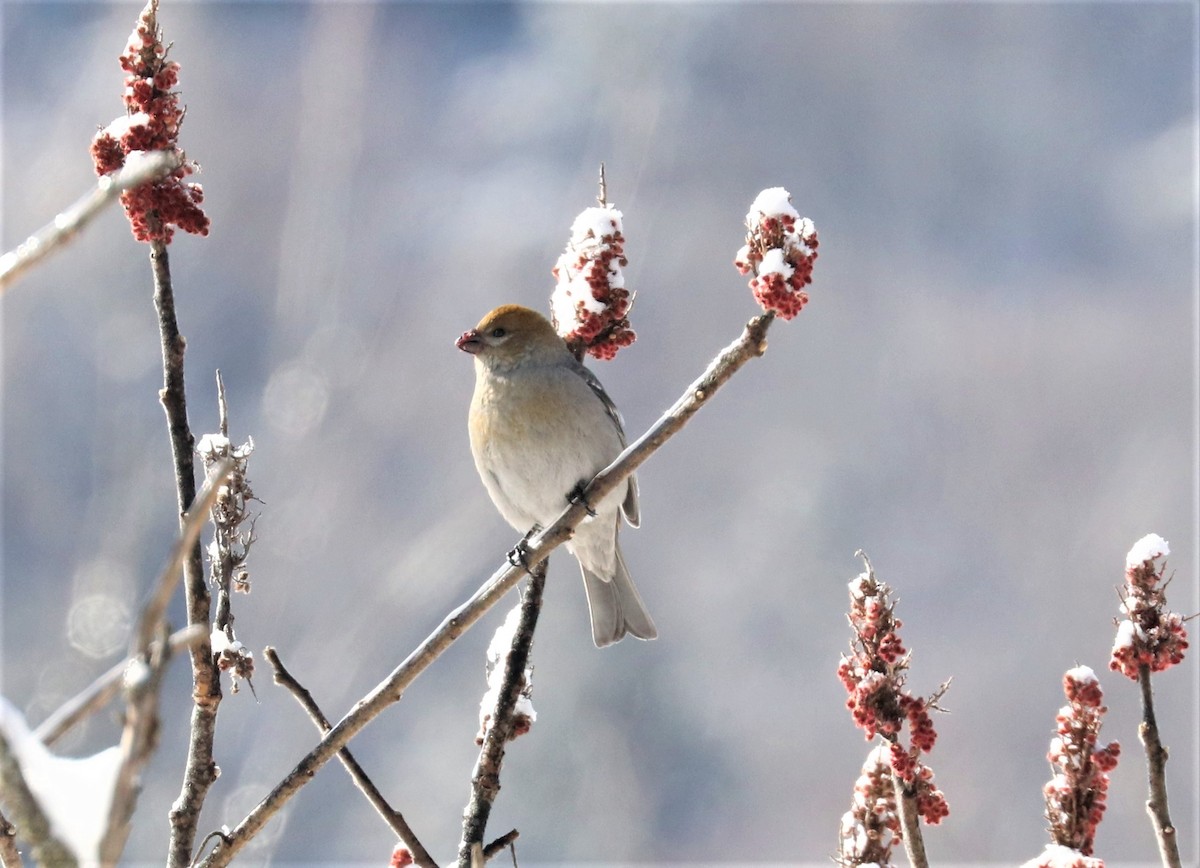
[457,304,657,647]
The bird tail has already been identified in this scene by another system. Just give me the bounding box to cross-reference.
[581,546,658,648]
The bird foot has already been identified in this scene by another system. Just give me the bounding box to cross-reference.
[507,525,542,571]
[569,482,597,517]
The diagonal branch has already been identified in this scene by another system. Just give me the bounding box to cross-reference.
[35,625,205,748]
[457,561,546,866]
[264,648,437,868]
[197,311,777,867]
[0,151,180,292]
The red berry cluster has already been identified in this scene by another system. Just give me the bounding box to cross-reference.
[837,560,948,825]
[89,0,209,244]
[389,844,414,867]
[1042,667,1120,857]
[1110,539,1189,679]
[734,189,818,320]
[836,745,899,868]
[550,206,635,362]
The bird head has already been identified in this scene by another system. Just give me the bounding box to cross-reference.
[456,304,567,369]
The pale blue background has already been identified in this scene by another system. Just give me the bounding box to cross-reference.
[2,1,1196,865]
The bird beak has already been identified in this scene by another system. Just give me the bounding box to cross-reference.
[456,329,483,355]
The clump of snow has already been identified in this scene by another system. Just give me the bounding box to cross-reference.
[0,696,121,863]
[746,186,800,224]
[478,605,536,741]
[1126,533,1169,570]
[1063,665,1097,685]
[100,112,152,141]
[550,204,634,360]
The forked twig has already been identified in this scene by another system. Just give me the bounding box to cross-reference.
[264,648,437,868]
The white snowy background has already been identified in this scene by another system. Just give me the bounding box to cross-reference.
[1,2,1196,865]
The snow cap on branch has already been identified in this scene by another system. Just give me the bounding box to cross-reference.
[477,604,536,744]
[550,204,635,361]
[735,186,818,319]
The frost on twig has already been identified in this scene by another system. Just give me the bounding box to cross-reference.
[476,604,537,746]
[198,372,258,696]
[459,562,545,868]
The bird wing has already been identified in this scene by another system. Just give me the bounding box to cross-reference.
[570,358,640,527]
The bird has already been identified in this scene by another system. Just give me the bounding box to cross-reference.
[457,304,657,647]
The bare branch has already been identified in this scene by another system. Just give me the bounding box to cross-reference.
[0,730,76,867]
[1137,665,1183,868]
[458,563,546,866]
[264,648,437,868]
[197,312,777,867]
[35,626,205,748]
[482,829,518,862]
[0,151,180,292]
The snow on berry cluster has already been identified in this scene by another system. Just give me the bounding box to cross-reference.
[550,205,635,361]
[1021,844,1106,868]
[1110,533,1189,678]
[89,0,209,243]
[836,744,900,868]
[1033,667,1120,861]
[734,187,818,319]
[837,557,949,826]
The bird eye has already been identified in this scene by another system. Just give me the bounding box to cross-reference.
[490,327,507,338]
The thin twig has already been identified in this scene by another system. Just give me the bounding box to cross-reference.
[98,458,234,864]
[482,829,518,861]
[35,625,206,748]
[145,235,222,868]
[1137,664,1183,868]
[135,458,234,661]
[0,151,180,292]
[0,730,76,866]
[0,806,20,868]
[197,312,777,867]
[458,562,546,866]
[264,648,437,868]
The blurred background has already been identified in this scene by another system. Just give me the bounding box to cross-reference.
[2,2,1196,865]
